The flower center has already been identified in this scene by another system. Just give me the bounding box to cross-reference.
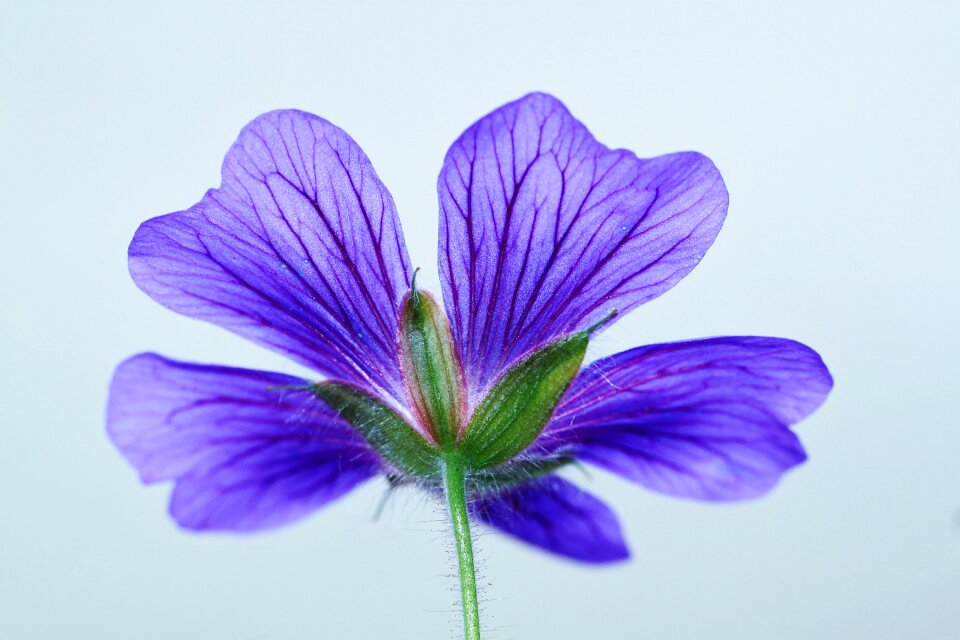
[313,281,613,480]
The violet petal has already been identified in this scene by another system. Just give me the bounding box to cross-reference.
[107,353,380,531]
[537,337,833,501]
[438,92,727,395]
[473,475,629,563]
[130,110,412,403]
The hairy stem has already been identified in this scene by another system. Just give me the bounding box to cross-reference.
[442,453,481,640]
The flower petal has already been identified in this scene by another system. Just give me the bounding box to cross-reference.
[538,337,833,501]
[438,92,727,395]
[473,475,629,563]
[130,110,412,402]
[107,353,380,531]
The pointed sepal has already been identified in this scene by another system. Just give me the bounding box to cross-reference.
[397,281,466,445]
[310,382,440,478]
[459,332,590,469]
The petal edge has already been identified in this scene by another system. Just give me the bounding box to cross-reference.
[473,475,629,563]
[438,92,728,397]
[107,353,381,531]
[537,336,832,501]
[130,109,412,403]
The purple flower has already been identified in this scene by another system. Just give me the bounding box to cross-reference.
[108,92,832,567]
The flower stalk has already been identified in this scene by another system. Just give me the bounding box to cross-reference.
[442,453,481,640]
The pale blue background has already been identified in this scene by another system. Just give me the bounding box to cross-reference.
[1,1,958,638]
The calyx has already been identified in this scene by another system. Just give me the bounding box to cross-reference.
[312,283,610,490]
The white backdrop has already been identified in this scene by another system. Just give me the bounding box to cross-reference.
[1,2,957,638]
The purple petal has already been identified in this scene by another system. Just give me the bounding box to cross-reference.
[438,92,728,396]
[473,475,629,563]
[107,353,380,531]
[537,337,833,501]
[130,110,412,403]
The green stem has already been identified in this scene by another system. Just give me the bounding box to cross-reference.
[442,454,481,640]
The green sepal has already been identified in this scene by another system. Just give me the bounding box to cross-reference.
[459,333,589,469]
[397,285,465,445]
[310,382,440,478]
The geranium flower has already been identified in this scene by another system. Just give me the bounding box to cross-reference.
[107,93,832,639]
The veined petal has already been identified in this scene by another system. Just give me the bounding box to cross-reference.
[438,92,727,396]
[473,475,628,563]
[130,110,412,403]
[107,354,380,531]
[538,337,833,501]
